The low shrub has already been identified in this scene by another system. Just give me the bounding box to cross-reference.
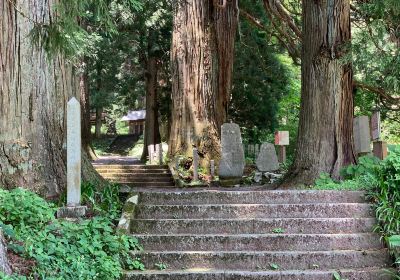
[0,187,144,279]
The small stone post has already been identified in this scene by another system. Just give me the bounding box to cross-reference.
[57,97,86,218]
[147,145,154,164]
[210,160,215,180]
[157,144,163,165]
[193,148,199,181]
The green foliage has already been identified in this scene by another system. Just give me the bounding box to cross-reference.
[313,173,370,191]
[313,155,382,191]
[352,0,400,125]
[0,188,144,279]
[340,156,381,180]
[269,263,279,270]
[369,149,400,236]
[230,1,300,150]
[81,182,123,220]
[155,262,167,270]
[0,188,55,233]
[272,228,285,234]
[29,0,142,58]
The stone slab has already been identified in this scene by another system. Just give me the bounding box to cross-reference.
[118,193,139,234]
[219,123,245,179]
[57,206,87,219]
[353,116,371,154]
[256,143,279,172]
[371,111,381,141]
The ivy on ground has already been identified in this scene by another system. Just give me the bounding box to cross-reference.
[0,186,144,280]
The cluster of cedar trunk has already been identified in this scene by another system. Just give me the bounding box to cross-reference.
[0,0,354,195]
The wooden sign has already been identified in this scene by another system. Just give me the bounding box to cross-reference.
[275,131,289,146]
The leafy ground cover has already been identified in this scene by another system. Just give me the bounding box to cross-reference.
[0,184,144,279]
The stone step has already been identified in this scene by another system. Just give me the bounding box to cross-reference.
[96,169,171,174]
[121,182,175,187]
[130,218,376,235]
[136,190,367,205]
[135,233,383,251]
[99,173,172,178]
[124,267,393,280]
[101,176,174,183]
[135,203,374,219]
[94,164,169,170]
[132,250,390,271]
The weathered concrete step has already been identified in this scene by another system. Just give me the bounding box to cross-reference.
[132,250,390,271]
[96,169,171,174]
[135,233,383,251]
[123,182,175,187]
[102,177,174,183]
[119,185,176,193]
[135,203,374,219]
[94,164,169,170]
[124,267,393,280]
[130,218,376,234]
[99,173,172,178]
[137,190,367,205]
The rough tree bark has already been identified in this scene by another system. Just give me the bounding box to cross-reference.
[0,230,11,275]
[79,58,96,159]
[141,56,161,161]
[169,0,238,166]
[95,108,103,139]
[282,0,356,186]
[0,0,102,197]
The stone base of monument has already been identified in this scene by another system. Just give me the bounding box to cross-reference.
[219,177,242,187]
[57,205,87,219]
[373,141,388,160]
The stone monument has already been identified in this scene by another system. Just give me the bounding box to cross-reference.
[256,143,279,172]
[219,123,245,186]
[193,148,199,181]
[57,97,86,218]
[353,116,371,156]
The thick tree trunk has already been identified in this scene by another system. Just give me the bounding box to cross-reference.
[169,0,238,166]
[282,0,355,186]
[0,230,11,275]
[141,57,161,161]
[215,2,238,128]
[79,58,96,159]
[0,0,103,197]
[95,108,103,139]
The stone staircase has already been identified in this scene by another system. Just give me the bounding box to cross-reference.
[94,164,175,188]
[124,190,394,280]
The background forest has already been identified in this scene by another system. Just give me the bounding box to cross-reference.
[75,0,399,162]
